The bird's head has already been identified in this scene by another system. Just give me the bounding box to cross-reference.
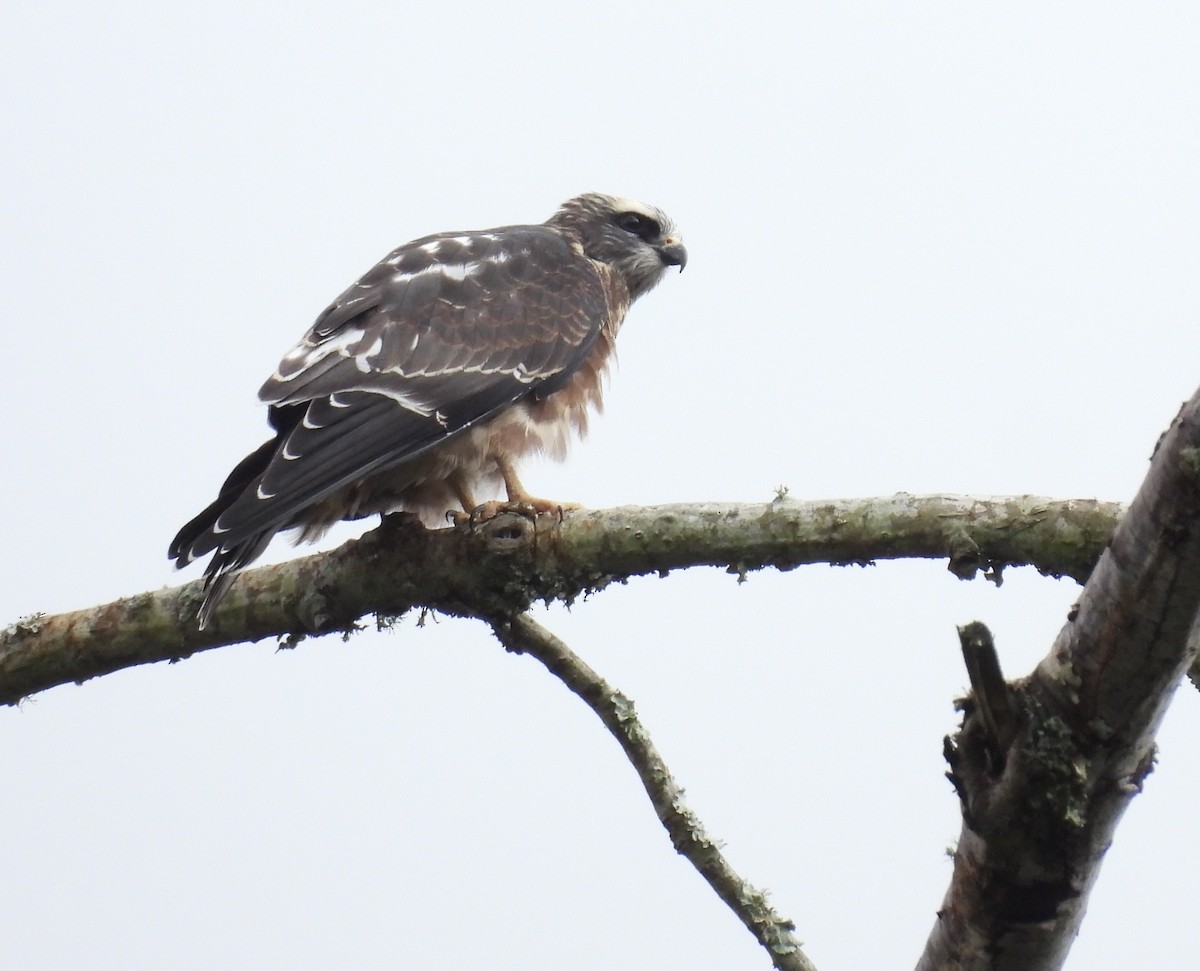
[549,193,686,300]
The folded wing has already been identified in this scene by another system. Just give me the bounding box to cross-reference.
[170,226,610,569]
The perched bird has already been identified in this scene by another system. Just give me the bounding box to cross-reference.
[169,193,686,627]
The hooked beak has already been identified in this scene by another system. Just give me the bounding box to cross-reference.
[657,236,688,272]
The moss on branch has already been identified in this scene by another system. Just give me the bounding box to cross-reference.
[0,494,1122,704]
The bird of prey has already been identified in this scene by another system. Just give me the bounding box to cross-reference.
[169,193,686,627]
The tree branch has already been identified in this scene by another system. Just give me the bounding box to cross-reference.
[1,495,1120,705]
[491,613,816,971]
[958,621,1017,756]
[920,396,1200,971]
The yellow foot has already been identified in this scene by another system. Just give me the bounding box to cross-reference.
[455,497,582,526]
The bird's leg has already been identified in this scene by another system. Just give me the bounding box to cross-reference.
[494,455,581,517]
[446,471,479,526]
[451,458,582,526]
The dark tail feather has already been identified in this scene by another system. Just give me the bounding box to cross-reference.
[196,531,277,629]
[170,432,289,628]
[169,437,281,566]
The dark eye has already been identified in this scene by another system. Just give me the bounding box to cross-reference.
[615,212,660,239]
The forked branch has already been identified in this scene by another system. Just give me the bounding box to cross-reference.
[921,392,1200,970]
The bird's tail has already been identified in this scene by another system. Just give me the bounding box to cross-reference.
[170,436,281,628]
[195,532,277,629]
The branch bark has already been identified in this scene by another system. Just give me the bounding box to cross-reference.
[1,495,1119,704]
[920,396,1200,970]
[492,613,816,971]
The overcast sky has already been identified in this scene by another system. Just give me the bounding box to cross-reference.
[4,3,1200,968]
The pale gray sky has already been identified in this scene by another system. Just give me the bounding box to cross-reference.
[4,3,1199,968]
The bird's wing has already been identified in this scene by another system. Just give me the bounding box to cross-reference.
[174,226,612,563]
